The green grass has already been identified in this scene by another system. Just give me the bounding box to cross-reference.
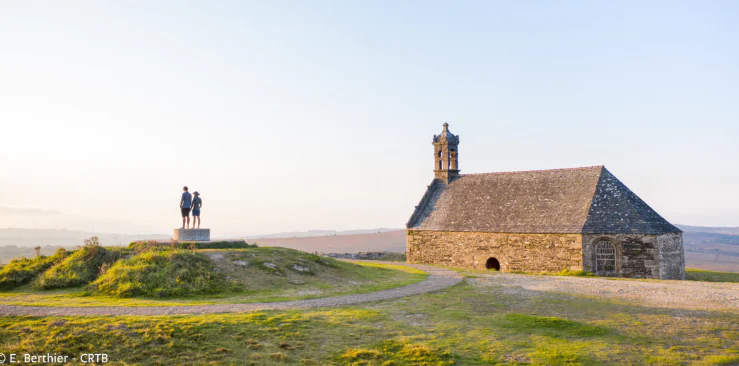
[89,250,243,298]
[497,313,612,337]
[34,245,123,290]
[686,268,739,283]
[552,269,594,277]
[0,247,427,307]
[0,248,68,289]
[190,247,428,304]
[1,277,736,365]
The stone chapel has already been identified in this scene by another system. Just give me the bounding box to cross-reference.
[406,123,685,279]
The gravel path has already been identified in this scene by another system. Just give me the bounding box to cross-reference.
[470,272,739,311]
[0,263,462,317]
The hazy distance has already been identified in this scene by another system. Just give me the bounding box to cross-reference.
[1,2,737,237]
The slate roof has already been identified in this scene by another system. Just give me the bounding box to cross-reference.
[407,166,681,234]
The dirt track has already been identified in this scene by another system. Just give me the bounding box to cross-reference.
[470,272,739,311]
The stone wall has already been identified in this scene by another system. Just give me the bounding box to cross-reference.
[406,230,583,272]
[582,233,684,279]
[657,232,685,280]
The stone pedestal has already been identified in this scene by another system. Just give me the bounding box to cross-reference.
[174,228,210,241]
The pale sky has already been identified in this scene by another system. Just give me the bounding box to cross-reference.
[1,1,737,237]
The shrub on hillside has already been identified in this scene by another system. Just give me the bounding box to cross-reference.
[0,248,68,290]
[89,250,244,298]
[35,238,123,290]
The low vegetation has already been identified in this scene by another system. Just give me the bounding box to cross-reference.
[189,247,427,303]
[4,239,736,364]
[0,248,68,289]
[686,267,739,282]
[90,250,243,298]
[1,278,736,365]
[0,246,426,306]
[34,238,123,290]
[552,269,594,277]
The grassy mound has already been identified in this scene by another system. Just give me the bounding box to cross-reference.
[0,246,426,306]
[0,248,68,290]
[35,246,122,290]
[202,247,427,302]
[90,250,244,298]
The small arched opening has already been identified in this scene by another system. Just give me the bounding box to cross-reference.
[485,257,500,271]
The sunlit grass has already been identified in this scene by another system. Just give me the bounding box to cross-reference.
[2,278,736,365]
[0,257,427,307]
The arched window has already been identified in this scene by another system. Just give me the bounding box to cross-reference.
[594,240,616,275]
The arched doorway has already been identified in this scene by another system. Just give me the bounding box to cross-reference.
[594,240,616,275]
[485,257,500,271]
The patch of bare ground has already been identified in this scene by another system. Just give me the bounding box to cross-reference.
[470,272,739,311]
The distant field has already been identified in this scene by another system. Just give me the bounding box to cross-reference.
[686,268,739,282]
[252,230,406,253]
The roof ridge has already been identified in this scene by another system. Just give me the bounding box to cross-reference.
[461,165,604,177]
[579,166,606,232]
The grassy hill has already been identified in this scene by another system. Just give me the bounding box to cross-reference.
[0,244,426,307]
[0,248,68,290]
[90,250,244,298]
[35,244,123,290]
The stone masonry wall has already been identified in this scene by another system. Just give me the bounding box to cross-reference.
[583,234,664,279]
[657,232,685,280]
[406,230,583,272]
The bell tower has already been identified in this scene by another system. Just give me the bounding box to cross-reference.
[433,122,460,183]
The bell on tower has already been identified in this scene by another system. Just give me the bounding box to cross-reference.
[432,122,460,183]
